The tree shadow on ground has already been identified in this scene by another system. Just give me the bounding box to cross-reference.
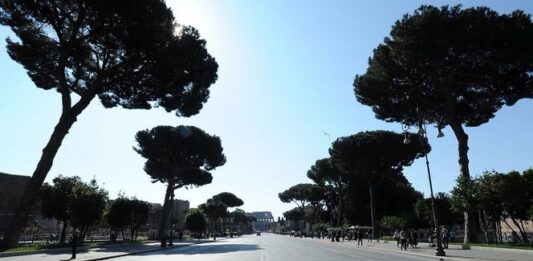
[134,243,262,256]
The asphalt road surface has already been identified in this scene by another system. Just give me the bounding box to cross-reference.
[114,233,450,261]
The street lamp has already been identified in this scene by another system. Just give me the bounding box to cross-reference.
[402,108,446,257]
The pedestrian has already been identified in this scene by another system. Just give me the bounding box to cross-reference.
[367,230,372,242]
[411,229,418,248]
[441,226,449,249]
[393,229,400,247]
[407,229,413,248]
[70,229,79,259]
[400,228,407,251]
[357,229,363,247]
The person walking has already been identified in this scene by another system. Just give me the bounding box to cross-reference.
[393,229,400,247]
[357,229,363,247]
[411,229,418,248]
[441,226,449,249]
[400,228,407,251]
[70,229,79,259]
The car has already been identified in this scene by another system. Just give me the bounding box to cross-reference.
[256,231,261,236]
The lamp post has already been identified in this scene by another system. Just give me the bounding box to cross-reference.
[403,108,446,257]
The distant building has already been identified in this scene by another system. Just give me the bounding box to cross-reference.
[246,211,274,232]
[146,199,189,233]
[0,172,59,235]
[170,199,190,230]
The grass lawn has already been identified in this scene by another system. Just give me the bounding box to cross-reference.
[2,239,157,253]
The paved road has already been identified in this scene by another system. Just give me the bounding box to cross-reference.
[3,234,532,260]
[111,234,464,261]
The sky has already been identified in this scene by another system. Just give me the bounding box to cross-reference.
[0,0,532,220]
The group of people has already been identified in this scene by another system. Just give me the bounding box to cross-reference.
[393,226,453,251]
[392,228,419,250]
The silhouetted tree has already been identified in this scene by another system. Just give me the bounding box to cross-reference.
[40,176,84,243]
[69,178,108,242]
[212,192,244,208]
[283,207,305,231]
[135,125,225,242]
[354,5,533,242]
[307,158,349,226]
[415,193,461,230]
[199,199,228,236]
[0,0,218,248]
[330,131,428,238]
[278,183,322,209]
[107,197,150,241]
[211,192,243,237]
[230,209,247,233]
[185,209,207,239]
[344,171,423,227]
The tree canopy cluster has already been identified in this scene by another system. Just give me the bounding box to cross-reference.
[40,176,108,243]
[135,125,226,241]
[354,4,532,243]
[0,0,220,248]
[451,168,533,243]
[107,196,151,241]
[279,131,431,237]
[198,192,246,237]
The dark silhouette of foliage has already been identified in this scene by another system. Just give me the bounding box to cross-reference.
[0,0,218,248]
[107,196,150,241]
[278,183,323,209]
[199,199,227,236]
[212,192,244,208]
[415,193,461,229]
[70,179,108,242]
[41,176,107,243]
[200,192,244,236]
[452,169,533,243]
[40,176,83,243]
[354,5,533,243]
[307,158,349,226]
[344,171,423,227]
[283,207,304,222]
[330,130,428,238]
[185,208,207,238]
[135,125,225,241]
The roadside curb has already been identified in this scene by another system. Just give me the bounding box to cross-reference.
[359,244,472,261]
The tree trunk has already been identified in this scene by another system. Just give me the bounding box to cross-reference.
[158,183,175,240]
[479,211,489,244]
[494,218,503,243]
[368,181,377,239]
[510,217,528,242]
[502,218,518,241]
[520,220,529,243]
[336,187,344,227]
[1,112,78,249]
[60,220,69,244]
[449,121,478,244]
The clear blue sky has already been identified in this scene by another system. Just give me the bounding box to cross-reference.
[1,0,532,220]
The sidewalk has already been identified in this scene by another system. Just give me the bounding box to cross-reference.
[340,239,533,261]
[0,239,212,261]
